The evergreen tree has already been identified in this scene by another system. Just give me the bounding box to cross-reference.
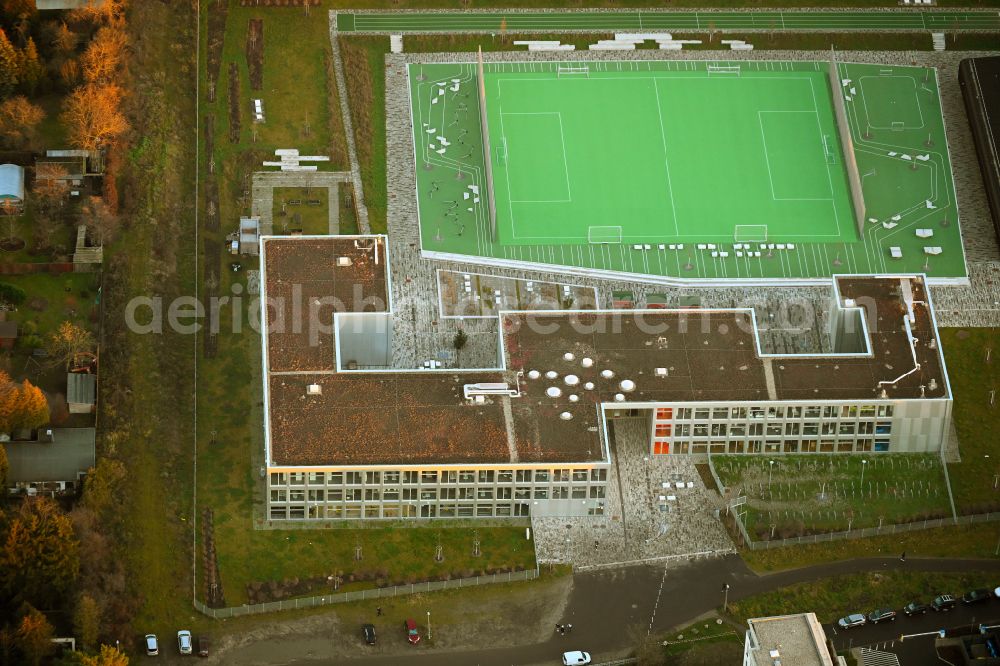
[14,604,54,666]
[18,38,44,95]
[0,497,79,609]
[0,29,20,97]
[73,595,100,651]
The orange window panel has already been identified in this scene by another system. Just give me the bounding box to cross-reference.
[653,441,670,455]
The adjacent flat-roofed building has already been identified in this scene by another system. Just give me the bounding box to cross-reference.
[744,613,835,666]
[0,164,25,215]
[261,236,952,522]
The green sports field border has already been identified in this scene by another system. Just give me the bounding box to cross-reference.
[338,10,1000,33]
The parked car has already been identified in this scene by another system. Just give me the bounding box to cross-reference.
[197,635,210,657]
[177,630,193,655]
[362,623,376,645]
[404,618,420,645]
[868,608,897,624]
[562,651,592,666]
[963,589,993,604]
[837,613,867,629]
[932,595,957,611]
[903,602,929,616]
[144,634,159,656]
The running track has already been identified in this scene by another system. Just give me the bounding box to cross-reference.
[336,10,1000,33]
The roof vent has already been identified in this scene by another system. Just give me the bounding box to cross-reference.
[584,382,595,390]
[581,357,594,368]
[546,386,563,398]
[560,411,573,420]
[620,379,636,392]
[527,370,541,380]
[928,378,938,391]
[563,352,575,361]
[614,393,625,402]
[545,370,558,380]
[336,256,353,267]
[655,367,668,377]
[307,383,322,395]
[601,369,615,379]
[565,374,580,386]
[569,394,579,403]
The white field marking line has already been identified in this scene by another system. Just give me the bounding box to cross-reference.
[858,75,926,131]
[652,78,681,236]
[757,110,836,202]
[494,77,520,243]
[499,111,573,204]
[807,77,844,233]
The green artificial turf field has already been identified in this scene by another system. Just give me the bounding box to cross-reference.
[408,60,965,282]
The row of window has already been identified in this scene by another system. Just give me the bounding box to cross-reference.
[657,405,895,421]
[270,485,608,503]
[270,468,610,487]
[268,501,606,520]
[658,438,891,455]
[655,421,892,438]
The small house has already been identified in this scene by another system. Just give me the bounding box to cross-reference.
[67,372,96,414]
[240,216,260,256]
[0,164,24,215]
[0,321,18,350]
[35,0,106,10]
[3,428,96,496]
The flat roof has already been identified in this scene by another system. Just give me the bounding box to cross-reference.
[262,236,948,468]
[747,613,833,666]
[4,429,96,484]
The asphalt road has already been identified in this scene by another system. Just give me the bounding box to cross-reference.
[281,555,1000,666]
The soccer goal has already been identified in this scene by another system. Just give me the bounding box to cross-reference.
[558,64,590,78]
[707,64,741,76]
[588,225,623,244]
[734,224,768,243]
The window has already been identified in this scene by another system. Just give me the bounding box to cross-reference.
[345,472,362,485]
[837,441,854,452]
[787,406,802,418]
[328,489,343,501]
[694,423,709,437]
[694,408,710,419]
[711,423,727,437]
[823,406,837,418]
[515,487,531,499]
[403,471,419,484]
[589,486,605,498]
[749,407,765,419]
[804,406,821,418]
[839,422,856,435]
[677,408,692,419]
[876,423,892,434]
[534,488,548,500]
[477,488,494,500]
[516,470,532,483]
[552,487,568,499]
[712,408,728,419]
[572,470,588,482]
[421,471,438,484]
[655,423,672,437]
[749,423,763,436]
[764,441,781,453]
[822,422,837,435]
[731,407,748,419]
[364,488,380,501]
[857,439,873,451]
[459,470,475,483]
[801,440,817,452]
[402,488,417,500]
[289,472,305,485]
[383,471,399,484]
[860,406,876,417]
[842,405,858,418]
[874,439,891,451]
[730,424,746,437]
[438,505,456,517]
[364,506,380,518]
[420,489,437,500]
[572,487,587,499]
[382,489,398,500]
[766,424,782,436]
[459,487,475,500]
[477,506,494,517]
[329,472,343,484]
[346,488,362,501]
[289,507,305,519]
[590,469,607,482]
[803,423,819,435]
[877,405,894,417]
[498,470,513,483]
[308,489,325,502]
[727,441,744,453]
[859,422,874,434]
[478,470,495,483]
[785,423,800,435]
[675,424,691,437]
[784,441,799,453]
[308,472,325,484]
[767,406,784,419]
[365,471,380,485]
[534,470,550,483]
[440,471,457,484]
[270,489,287,502]
[441,487,456,500]
[497,487,512,500]
[820,440,835,452]
[747,440,762,453]
[656,407,673,419]
[458,505,474,517]
[495,505,512,517]
[290,489,305,502]
[553,469,570,482]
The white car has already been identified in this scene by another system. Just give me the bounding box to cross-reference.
[144,634,158,656]
[177,630,193,655]
[562,651,592,666]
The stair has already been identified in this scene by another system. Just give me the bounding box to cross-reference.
[932,32,946,51]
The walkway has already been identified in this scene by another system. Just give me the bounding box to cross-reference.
[336,10,1000,34]
[250,170,351,236]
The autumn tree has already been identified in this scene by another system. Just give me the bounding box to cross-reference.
[61,83,128,150]
[14,605,53,666]
[0,443,7,494]
[81,458,125,517]
[80,645,129,666]
[0,96,44,149]
[1,0,36,18]
[0,498,79,609]
[17,38,43,94]
[46,321,96,370]
[81,27,125,84]
[73,595,100,650]
[45,20,78,56]
[0,372,50,432]
[0,28,18,96]
[81,195,120,245]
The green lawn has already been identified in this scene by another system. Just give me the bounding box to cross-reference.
[730,570,999,624]
[715,454,951,538]
[741,524,1000,573]
[941,328,1000,515]
[272,187,331,235]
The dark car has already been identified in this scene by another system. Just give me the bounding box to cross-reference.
[963,589,992,604]
[903,602,929,616]
[932,595,957,611]
[868,608,897,624]
[197,635,210,657]
[404,618,420,645]
[362,624,376,645]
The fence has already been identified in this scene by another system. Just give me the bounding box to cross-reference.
[194,566,539,619]
[707,454,1000,550]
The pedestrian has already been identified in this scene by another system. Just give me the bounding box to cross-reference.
[900,551,906,562]
[555,623,563,634]
[566,624,573,633]
[376,606,382,616]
